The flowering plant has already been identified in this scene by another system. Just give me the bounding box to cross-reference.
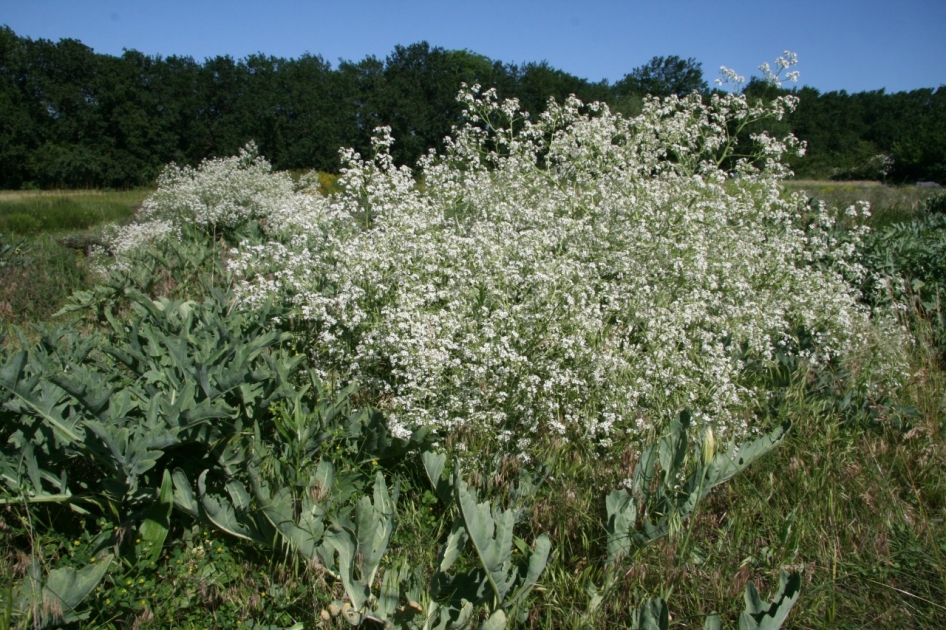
[109,54,906,457]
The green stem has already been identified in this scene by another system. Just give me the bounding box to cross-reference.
[0,493,73,505]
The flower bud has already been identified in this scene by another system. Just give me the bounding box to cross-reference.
[702,427,717,465]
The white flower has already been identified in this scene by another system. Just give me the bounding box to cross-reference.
[113,56,908,459]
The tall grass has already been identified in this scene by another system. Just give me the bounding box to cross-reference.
[519,333,946,627]
[0,189,148,234]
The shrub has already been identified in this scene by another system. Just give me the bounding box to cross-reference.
[857,193,946,361]
[316,171,342,195]
[107,58,907,459]
[106,142,298,257]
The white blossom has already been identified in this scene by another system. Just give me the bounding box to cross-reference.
[108,63,908,457]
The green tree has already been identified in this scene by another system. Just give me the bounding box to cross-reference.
[191,54,247,159]
[0,26,42,188]
[512,60,610,115]
[377,42,474,166]
[275,54,353,172]
[614,55,707,98]
[18,34,107,187]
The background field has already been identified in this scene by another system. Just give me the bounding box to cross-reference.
[782,180,944,226]
[0,189,148,234]
[0,189,150,324]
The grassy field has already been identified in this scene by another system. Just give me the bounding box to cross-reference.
[1,181,945,629]
[0,189,150,234]
[783,179,943,226]
[0,189,151,325]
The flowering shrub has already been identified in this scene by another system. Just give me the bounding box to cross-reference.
[106,143,301,261]
[109,55,907,456]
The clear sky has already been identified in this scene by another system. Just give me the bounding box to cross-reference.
[3,0,945,94]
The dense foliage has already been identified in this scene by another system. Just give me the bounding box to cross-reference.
[777,84,946,182]
[2,25,944,189]
[0,178,801,628]
[2,52,944,629]
[857,194,946,360]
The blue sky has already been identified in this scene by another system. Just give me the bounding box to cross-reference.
[3,0,945,94]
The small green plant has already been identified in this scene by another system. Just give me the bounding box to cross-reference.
[0,234,30,269]
[10,554,113,627]
[420,452,551,629]
[0,287,309,535]
[605,413,790,563]
[629,570,800,630]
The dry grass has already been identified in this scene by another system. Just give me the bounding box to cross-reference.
[0,189,144,201]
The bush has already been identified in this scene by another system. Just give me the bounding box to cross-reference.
[104,72,907,459]
[316,170,342,195]
[857,193,946,362]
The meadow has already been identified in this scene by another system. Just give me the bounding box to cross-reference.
[1,82,945,629]
[781,180,943,227]
[0,189,150,325]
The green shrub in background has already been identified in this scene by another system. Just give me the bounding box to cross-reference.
[316,171,342,196]
[857,193,946,362]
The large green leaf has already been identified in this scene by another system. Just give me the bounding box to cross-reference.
[250,467,328,560]
[197,470,265,543]
[354,471,394,586]
[0,352,81,445]
[139,469,174,562]
[607,418,790,563]
[738,570,800,630]
[15,555,112,626]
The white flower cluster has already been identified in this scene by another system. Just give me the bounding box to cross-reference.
[717,51,800,90]
[105,218,177,271]
[140,142,298,228]
[113,62,907,457]
[107,142,309,261]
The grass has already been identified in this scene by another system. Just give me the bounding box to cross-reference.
[1,182,944,628]
[523,344,946,627]
[0,189,149,235]
[783,180,943,227]
[0,189,151,328]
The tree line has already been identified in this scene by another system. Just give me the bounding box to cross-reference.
[1,25,943,189]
